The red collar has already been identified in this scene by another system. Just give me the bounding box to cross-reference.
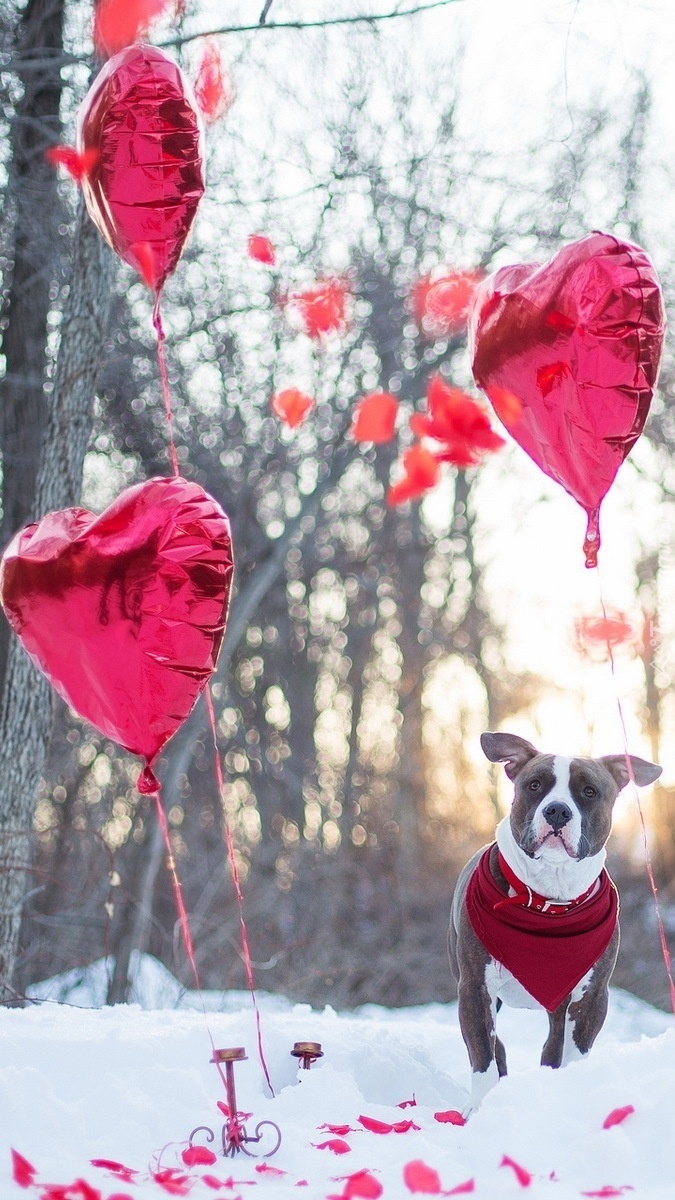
[494,850,599,915]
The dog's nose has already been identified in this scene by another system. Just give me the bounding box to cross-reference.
[543,801,572,832]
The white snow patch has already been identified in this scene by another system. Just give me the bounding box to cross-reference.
[0,955,673,1198]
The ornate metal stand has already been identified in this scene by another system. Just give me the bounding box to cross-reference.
[291,1040,324,1070]
[189,1047,281,1159]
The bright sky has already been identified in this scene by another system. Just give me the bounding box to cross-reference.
[104,2,675,794]
[181,1,675,783]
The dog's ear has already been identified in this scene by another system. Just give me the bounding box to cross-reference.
[480,732,539,781]
[599,754,662,791]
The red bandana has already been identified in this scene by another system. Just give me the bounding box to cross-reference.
[465,845,619,1012]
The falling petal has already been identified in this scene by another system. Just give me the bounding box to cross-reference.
[537,361,571,397]
[488,384,524,426]
[248,234,276,266]
[194,39,232,122]
[130,242,159,290]
[45,145,99,183]
[576,613,636,656]
[411,269,482,335]
[387,445,440,506]
[351,392,399,444]
[271,387,315,428]
[93,0,174,57]
[290,279,350,338]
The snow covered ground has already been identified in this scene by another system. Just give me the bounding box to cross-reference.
[1,955,674,1199]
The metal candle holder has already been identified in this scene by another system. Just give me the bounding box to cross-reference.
[189,1047,281,1159]
[291,1040,324,1070]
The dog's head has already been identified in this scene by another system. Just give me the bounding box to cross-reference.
[481,732,661,861]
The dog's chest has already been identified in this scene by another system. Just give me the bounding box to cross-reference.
[484,958,595,1012]
[484,959,543,1010]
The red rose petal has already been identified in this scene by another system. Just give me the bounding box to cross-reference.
[351,391,399,444]
[319,1124,357,1136]
[337,1169,384,1198]
[90,1160,137,1182]
[358,1115,393,1134]
[290,279,349,338]
[602,1105,636,1130]
[543,308,576,334]
[93,0,173,57]
[386,444,440,506]
[581,1189,634,1198]
[577,614,636,652]
[488,384,523,427]
[411,270,482,335]
[412,374,505,467]
[500,1155,532,1187]
[271,387,315,428]
[314,1139,352,1155]
[248,234,276,266]
[433,1109,466,1126]
[397,1096,417,1109]
[45,146,99,183]
[181,1145,218,1166]
[129,241,159,290]
[446,1182,475,1196]
[255,1163,286,1176]
[403,1160,441,1194]
[11,1150,37,1189]
[537,361,571,397]
[152,1169,191,1196]
[194,38,232,123]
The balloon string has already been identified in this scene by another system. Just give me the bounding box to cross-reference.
[594,566,675,1017]
[152,295,180,478]
[149,781,251,1109]
[205,686,275,1097]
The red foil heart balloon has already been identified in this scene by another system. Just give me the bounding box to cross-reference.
[469,232,665,565]
[0,477,233,789]
[77,43,205,293]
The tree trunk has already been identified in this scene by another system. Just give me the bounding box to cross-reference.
[0,203,115,1003]
[0,0,66,689]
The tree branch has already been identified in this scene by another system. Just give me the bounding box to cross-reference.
[6,1,465,71]
[160,0,465,49]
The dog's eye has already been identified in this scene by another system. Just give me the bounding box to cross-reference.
[528,779,541,792]
[583,785,597,798]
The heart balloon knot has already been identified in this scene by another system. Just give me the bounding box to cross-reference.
[137,765,160,795]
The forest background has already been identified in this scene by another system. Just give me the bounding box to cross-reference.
[1,0,675,1013]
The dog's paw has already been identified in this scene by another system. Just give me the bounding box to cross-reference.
[467,1062,500,1112]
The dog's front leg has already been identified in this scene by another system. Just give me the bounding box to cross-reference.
[541,998,569,1068]
[457,969,501,1112]
[454,910,505,1113]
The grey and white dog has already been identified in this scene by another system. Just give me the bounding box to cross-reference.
[448,731,661,1113]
